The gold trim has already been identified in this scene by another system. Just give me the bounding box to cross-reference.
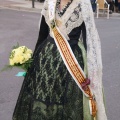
[52,27,97,117]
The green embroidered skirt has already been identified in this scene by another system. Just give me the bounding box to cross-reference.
[12,38,85,120]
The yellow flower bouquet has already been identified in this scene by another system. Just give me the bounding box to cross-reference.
[9,46,33,70]
[2,44,33,76]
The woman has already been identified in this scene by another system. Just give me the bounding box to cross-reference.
[12,0,107,120]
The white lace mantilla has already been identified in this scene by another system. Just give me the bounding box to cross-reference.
[81,0,107,120]
[41,0,83,40]
[41,0,107,120]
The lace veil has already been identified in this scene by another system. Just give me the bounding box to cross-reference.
[81,0,107,120]
[41,0,107,119]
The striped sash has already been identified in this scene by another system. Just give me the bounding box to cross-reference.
[48,0,97,118]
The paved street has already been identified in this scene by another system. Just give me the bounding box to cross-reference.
[0,0,42,12]
[0,8,40,120]
[0,8,120,120]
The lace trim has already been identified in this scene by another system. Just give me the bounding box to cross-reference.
[81,1,107,119]
[65,3,83,34]
[41,0,50,27]
[41,0,83,35]
[59,0,83,34]
[56,0,73,17]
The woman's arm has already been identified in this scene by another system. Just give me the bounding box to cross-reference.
[33,15,49,53]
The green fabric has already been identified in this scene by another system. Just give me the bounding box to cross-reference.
[12,40,84,120]
[78,40,94,120]
[102,87,107,114]
[78,41,88,77]
[83,96,94,120]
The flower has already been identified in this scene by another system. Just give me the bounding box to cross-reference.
[9,46,32,66]
[9,59,14,66]
[1,44,33,74]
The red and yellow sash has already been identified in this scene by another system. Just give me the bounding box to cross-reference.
[48,0,97,118]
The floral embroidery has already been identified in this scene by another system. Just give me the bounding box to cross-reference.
[65,4,82,28]
[56,0,73,17]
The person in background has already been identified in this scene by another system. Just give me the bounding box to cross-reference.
[91,0,96,12]
[115,0,118,12]
[107,0,115,14]
[118,0,120,12]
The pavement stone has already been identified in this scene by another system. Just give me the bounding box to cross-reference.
[0,0,43,12]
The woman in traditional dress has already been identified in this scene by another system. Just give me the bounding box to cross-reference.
[12,0,107,120]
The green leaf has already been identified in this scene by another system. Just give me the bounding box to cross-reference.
[12,42,19,49]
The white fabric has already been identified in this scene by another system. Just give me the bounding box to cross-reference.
[81,1,107,120]
[41,0,107,119]
[41,0,83,40]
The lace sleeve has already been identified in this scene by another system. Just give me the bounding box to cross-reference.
[41,0,48,18]
[33,15,49,56]
[41,0,50,27]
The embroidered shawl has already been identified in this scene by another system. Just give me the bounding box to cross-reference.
[40,0,107,120]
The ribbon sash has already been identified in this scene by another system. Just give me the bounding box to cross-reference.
[48,0,97,117]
